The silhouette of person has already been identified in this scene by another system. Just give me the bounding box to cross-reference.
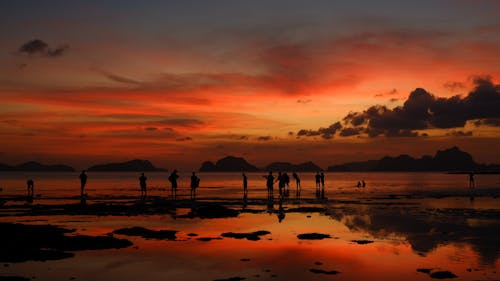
[79,170,87,197]
[320,172,325,188]
[169,170,179,199]
[263,171,274,195]
[292,172,301,197]
[242,172,248,198]
[361,180,366,187]
[190,172,200,199]
[26,179,34,197]
[315,172,321,195]
[357,181,361,188]
[276,171,285,196]
[139,173,147,199]
[283,172,290,196]
[469,172,475,188]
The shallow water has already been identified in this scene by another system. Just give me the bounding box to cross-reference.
[1,172,499,281]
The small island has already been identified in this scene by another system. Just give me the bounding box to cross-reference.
[0,161,75,172]
[87,159,166,172]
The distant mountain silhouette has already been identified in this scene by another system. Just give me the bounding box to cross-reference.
[0,161,74,172]
[327,146,496,172]
[265,161,323,172]
[199,156,259,172]
[87,159,166,172]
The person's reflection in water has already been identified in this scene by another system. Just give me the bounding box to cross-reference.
[266,192,274,214]
[292,172,301,198]
[242,194,248,211]
[277,196,285,223]
[242,172,248,199]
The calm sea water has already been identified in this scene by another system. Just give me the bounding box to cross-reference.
[1,171,499,199]
[2,171,500,281]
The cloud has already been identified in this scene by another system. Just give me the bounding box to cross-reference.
[299,76,500,138]
[297,99,312,104]
[443,81,465,92]
[145,127,158,131]
[374,88,398,97]
[18,39,69,57]
[339,127,363,137]
[91,68,143,85]
[297,122,342,139]
[446,130,472,137]
[257,136,272,141]
[176,137,193,141]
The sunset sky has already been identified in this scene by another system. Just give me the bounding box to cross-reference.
[1,0,499,170]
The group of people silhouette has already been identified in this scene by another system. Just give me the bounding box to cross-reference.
[22,170,477,201]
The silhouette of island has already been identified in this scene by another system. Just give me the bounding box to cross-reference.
[0,161,75,172]
[199,156,259,172]
[87,159,166,172]
[265,161,323,172]
[327,146,500,172]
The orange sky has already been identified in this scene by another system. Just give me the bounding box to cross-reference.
[1,1,499,169]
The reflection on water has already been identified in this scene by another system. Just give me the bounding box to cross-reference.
[1,172,499,280]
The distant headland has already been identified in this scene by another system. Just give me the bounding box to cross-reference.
[87,160,166,172]
[0,161,75,172]
[200,147,500,173]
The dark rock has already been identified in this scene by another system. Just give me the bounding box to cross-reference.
[0,223,131,263]
[113,227,177,240]
[188,205,239,219]
[417,268,432,274]
[309,269,340,275]
[187,233,198,237]
[429,271,458,279]
[221,231,271,241]
[297,233,331,240]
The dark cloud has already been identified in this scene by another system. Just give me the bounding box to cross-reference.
[299,76,499,138]
[18,39,69,57]
[446,130,472,137]
[443,81,465,92]
[257,136,272,141]
[374,88,398,97]
[297,122,342,139]
[339,127,363,137]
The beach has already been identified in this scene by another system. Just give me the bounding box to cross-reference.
[1,172,499,281]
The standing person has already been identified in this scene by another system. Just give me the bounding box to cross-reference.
[292,172,301,197]
[190,172,200,199]
[320,172,325,189]
[79,170,87,197]
[139,172,147,199]
[283,172,290,196]
[315,172,321,188]
[361,180,366,187]
[276,171,284,196]
[26,179,34,197]
[263,171,274,195]
[469,172,475,188]
[242,172,248,198]
[169,170,179,199]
